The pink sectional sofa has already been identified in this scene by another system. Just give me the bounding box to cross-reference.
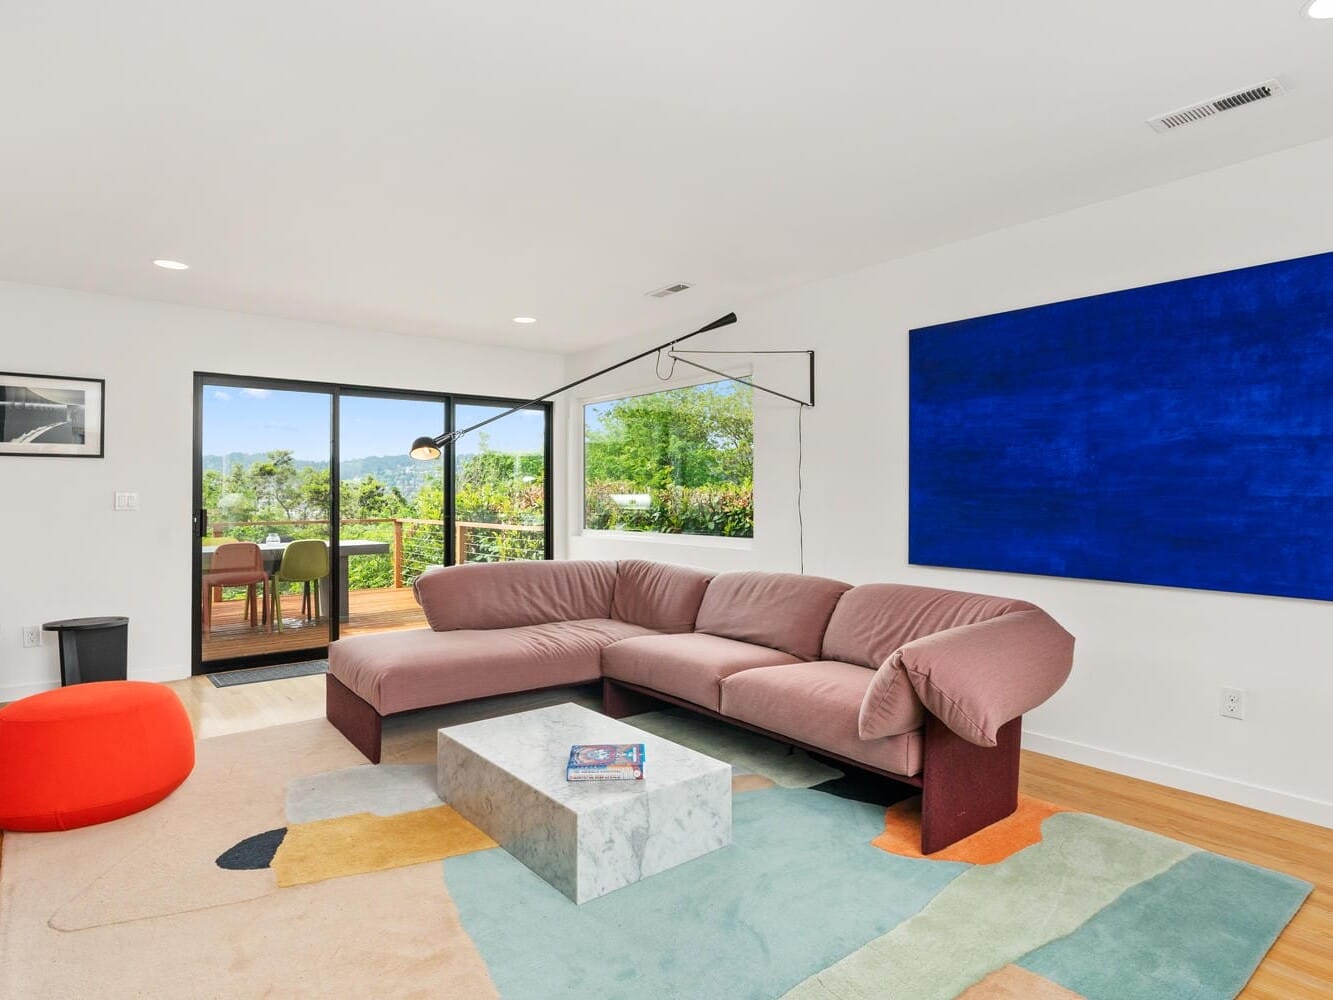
[326,559,1074,852]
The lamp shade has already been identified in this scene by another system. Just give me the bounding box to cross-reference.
[410,436,442,461]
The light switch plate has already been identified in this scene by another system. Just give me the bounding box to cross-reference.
[114,491,139,511]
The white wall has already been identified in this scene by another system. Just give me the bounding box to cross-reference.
[0,283,561,699]
[559,134,1333,827]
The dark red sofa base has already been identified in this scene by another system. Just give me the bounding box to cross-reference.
[603,677,1021,855]
[326,674,384,764]
[325,675,604,765]
[325,671,1021,854]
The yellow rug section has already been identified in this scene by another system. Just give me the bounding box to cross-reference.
[873,794,1069,864]
[272,804,498,887]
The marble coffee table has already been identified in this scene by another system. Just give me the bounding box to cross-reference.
[437,702,731,904]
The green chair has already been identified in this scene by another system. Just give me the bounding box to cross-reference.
[271,540,330,632]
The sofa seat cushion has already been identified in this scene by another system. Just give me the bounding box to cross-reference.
[601,633,800,712]
[330,619,656,715]
[719,661,923,777]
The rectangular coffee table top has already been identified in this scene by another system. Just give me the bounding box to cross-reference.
[438,701,729,811]
[437,702,732,902]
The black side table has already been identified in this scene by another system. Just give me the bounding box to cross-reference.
[41,617,130,685]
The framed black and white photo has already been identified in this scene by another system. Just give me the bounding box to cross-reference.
[0,372,105,458]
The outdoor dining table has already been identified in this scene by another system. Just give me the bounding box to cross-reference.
[201,538,391,623]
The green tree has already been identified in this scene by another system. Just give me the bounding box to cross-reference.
[583,380,753,538]
[246,450,304,519]
[584,381,752,491]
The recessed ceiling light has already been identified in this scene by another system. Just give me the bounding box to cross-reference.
[512,316,537,324]
[153,259,190,270]
[1307,0,1333,17]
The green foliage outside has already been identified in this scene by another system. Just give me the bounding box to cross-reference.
[584,381,754,537]
[203,444,546,597]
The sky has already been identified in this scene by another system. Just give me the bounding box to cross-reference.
[202,386,546,460]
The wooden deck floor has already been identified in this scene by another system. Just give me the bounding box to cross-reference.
[201,586,425,662]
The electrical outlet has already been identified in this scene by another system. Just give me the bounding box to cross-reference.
[1220,687,1245,720]
[22,625,41,648]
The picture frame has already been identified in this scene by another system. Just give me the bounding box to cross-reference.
[0,372,105,458]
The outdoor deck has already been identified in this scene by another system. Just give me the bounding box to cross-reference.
[201,586,425,662]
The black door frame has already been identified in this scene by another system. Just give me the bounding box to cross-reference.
[191,373,553,675]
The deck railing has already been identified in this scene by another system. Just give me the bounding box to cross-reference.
[206,517,544,588]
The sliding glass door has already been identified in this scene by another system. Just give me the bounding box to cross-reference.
[194,377,552,674]
[338,393,447,635]
[452,400,550,563]
[196,381,333,665]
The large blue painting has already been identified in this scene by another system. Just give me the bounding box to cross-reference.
[909,251,1333,601]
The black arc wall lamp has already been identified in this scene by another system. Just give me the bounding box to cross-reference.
[409,312,743,460]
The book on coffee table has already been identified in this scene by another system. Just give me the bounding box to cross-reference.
[567,743,646,781]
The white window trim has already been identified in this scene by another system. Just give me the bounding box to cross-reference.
[579,528,753,549]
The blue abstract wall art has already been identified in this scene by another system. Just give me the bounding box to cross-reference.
[909,251,1333,601]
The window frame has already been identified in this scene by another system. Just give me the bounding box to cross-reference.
[578,366,754,543]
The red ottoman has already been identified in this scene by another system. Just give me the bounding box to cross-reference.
[0,680,195,832]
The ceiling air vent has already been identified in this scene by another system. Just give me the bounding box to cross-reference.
[646,282,692,298]
[1148,78,1285,134]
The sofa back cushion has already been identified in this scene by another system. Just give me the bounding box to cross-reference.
[412,560,619,631]
[822,583,1034,668]
[694,571,850,661]
[611,560,715,634]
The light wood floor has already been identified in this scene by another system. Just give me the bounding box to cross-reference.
[4,676,1330,997]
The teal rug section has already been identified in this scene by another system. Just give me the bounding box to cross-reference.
[782,813,1196,1000]
[625,709,842,788]
[444,787,963,1000]
[1019,850,1313,1000]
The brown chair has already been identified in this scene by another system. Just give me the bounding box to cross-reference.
[202,542,268,631]
[202,536,240,604]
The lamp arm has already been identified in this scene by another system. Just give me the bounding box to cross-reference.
[420,312,738,450]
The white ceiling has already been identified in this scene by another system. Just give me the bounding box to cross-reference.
[2,2,1331,353]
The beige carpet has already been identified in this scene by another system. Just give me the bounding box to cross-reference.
[0,689,775,999]
[0,716,500,999]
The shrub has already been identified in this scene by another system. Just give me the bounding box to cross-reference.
[585,481,753,538]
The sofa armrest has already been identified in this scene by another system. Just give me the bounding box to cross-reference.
[868,609,1074,748]
[857,650,927,741]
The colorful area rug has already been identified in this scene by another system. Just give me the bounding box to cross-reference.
[0,704,1310,999]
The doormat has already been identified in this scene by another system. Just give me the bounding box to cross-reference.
[207,659,328,688]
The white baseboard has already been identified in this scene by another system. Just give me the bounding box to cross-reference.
[1,666,189,705]
[0,680,60,703]
[1023,729,1333,829]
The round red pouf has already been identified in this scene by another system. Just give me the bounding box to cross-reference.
[0,680,195,832]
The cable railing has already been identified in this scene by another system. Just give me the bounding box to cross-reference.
[455,520,545,563]
[206,516,545,589]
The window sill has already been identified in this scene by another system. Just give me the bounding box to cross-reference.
[577,530,753,551]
